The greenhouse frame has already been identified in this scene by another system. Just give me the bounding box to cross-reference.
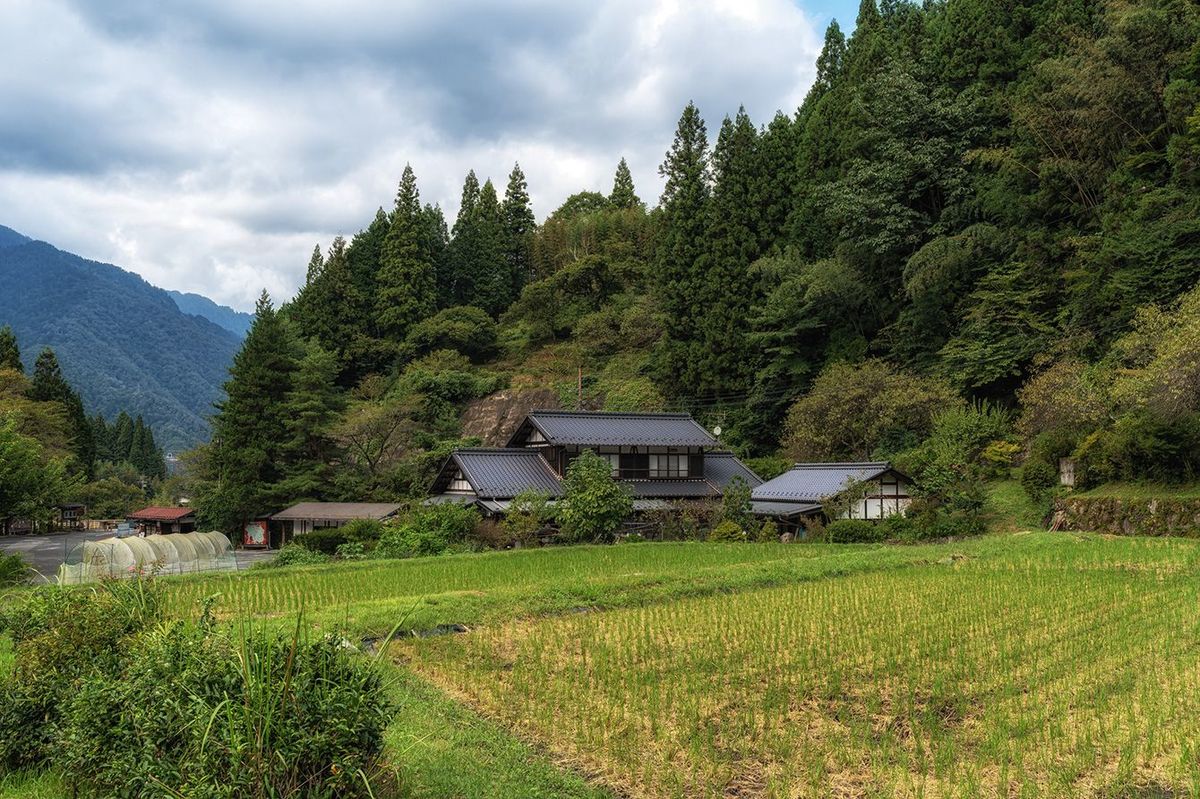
[58,531,236,584]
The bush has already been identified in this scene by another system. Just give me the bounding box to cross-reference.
[57,623,393,798]
[335,541,367,560]
[292,528,350,555]
[341,518,387,543]
[502,490,553,547]
[404,305,498,362]
[877,513,918,542]
[709,520,747,542]
[0,552,29,587]
[1021,458,1059,501]
[756,519,780,543]
[375,503,481,559]
[264,544,331,569]
[825,518,883,543]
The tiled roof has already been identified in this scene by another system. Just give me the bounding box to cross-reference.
[751,462,898,503]
[703,451,763,488]
[128,506,194,522]
[272,502,402,521]
[625,480,718,498]
[515,410,719,447]
[453,448,563,499]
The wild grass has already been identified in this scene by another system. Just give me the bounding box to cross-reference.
[981,478,1048,533]
[400,534,1200,798]
[1073,481,1200,500]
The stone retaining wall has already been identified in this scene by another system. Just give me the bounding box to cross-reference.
[1054,496,1200,537]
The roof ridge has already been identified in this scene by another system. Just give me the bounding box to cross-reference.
[455,447,546,454]
[791,461,890,468]
[529,409,694,418]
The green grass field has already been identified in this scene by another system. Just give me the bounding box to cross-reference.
[7,533,1200,797]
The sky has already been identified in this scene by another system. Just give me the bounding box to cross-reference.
[0,0,855,311]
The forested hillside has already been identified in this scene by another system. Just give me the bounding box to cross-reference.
[192,0,1200,530]
[167,290,253,337]
[0,227,241,449]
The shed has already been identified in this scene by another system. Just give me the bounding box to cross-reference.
[270,502,403,541]
[127,506,197,535]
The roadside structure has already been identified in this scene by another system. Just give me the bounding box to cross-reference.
[428,410,763,516]
[269,502,403,546]
[127,506,197,535]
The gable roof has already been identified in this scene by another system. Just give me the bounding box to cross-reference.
[751,462,905,503]
[128,506,195,522]
[510,410,718,448]
[703,451,763,489]
[448,448,563,499]
[272,502,402,521]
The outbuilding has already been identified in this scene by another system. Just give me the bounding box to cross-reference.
[270,502,403,545]
[127,506,197,535]
[751,462,913,527]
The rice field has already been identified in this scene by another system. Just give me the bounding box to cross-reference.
[399,535,1200,798]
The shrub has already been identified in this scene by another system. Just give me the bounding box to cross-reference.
[557,450,632,543]
[0,552,29,587]
[404,305,498,362]
[471,518,514,550]
[1021,458,1058,501]
[980,440,1021,477]
[292,528,350,555]
[756,518,780,543]
[709,520,747,542]
[877,513,918,542]
[341,518,387,543]
[721,476,754,532]
[335,541,367,560]
[502,490,553,547]
[57,623,393,798]
[375,503,481,559]
[263,544,331,569]
[826,519,883,543]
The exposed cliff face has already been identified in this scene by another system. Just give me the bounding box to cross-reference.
[460,388,561,446]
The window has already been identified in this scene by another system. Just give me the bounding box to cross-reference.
[649,453,689,478]
[448,470,471,492]
[600,452,620,477]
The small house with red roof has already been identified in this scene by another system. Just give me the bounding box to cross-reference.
[127,506,197,535]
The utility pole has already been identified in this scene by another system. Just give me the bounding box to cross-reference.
[577,365,583,410]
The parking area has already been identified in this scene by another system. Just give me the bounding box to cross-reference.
[0,531,275,581]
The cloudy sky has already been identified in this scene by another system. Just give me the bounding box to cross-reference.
[0,0,853,311]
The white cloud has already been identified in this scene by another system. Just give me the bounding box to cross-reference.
[0,0,820,310]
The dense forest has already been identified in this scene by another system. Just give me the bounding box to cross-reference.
[0,326,173,529]
[191,0,1200,532]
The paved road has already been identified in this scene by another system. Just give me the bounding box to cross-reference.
[0,531,276,582]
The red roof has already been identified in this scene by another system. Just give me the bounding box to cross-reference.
[128,506,195,522]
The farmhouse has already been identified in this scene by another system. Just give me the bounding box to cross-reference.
[751,462,912,524]
[270,502,403,543]
[127,506,197,535]
[428,410,762,515]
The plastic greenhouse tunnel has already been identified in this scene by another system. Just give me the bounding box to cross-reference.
[58,531,236,584]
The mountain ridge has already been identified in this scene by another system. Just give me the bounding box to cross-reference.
[0,227,240,450]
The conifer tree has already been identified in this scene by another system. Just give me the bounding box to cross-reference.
[201,291,299,530]
[90,414,111,463]
[806,21,847,104]
[277,344,345,499]
[421,203,452,308]
[694,108,764,396]
[0,325,20,372]
[501,163,536,299]
[304,244,324,286]
[474,180,512,315]
[112,411,134,462]
[447,170,482,305]
[377,164,437,349]
[609,157,642,209]
[28,347,95,476]
[655,101,712,396]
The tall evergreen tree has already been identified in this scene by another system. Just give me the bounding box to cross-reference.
[806,21,847,105]
[304,244,324,286]
[474,180,512,315]
[0,325,20,372]
[200,291,299,531]
[28,347,95,476]
[112,411,134,462]
[610,157,642,209]
[501,163,537,299]
[277,344,345,499]
[377,164,437,349]
[655,101,712,396]
[447,170,482,305]
[421,203,452,309]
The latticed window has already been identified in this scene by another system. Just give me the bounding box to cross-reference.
[649,453,689,478]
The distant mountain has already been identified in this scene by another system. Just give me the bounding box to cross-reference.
[0,225,240,451]
[167,290,253,337]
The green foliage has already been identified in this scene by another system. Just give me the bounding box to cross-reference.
[720,476,754,532]
[0,325,20,371]
[783,360,958,460]
[1021,459,1058,502]
[293,529,352,556]
[896,402,1012,514]
[0,552,29,588]
[264,543,332,569]
[756,518,780,543]
[377,164,438,345]
[75,476,144,519]
[609,158,642,210]
[709,520,747,542]
[375,503,481,559]
[340,518,387,543]
[825,519,882,543]
[503,490,553,547]
[0,416,76,535]
[557,450,633,543]
[405,305,498,362]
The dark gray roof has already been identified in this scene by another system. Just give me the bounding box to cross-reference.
[452,448,562,499]
[751,462,901,502]
[751,500,823,517]
[272,502,402,521]
[625,480,717,498]
[513,410,719,447]
[704,451,763,488]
